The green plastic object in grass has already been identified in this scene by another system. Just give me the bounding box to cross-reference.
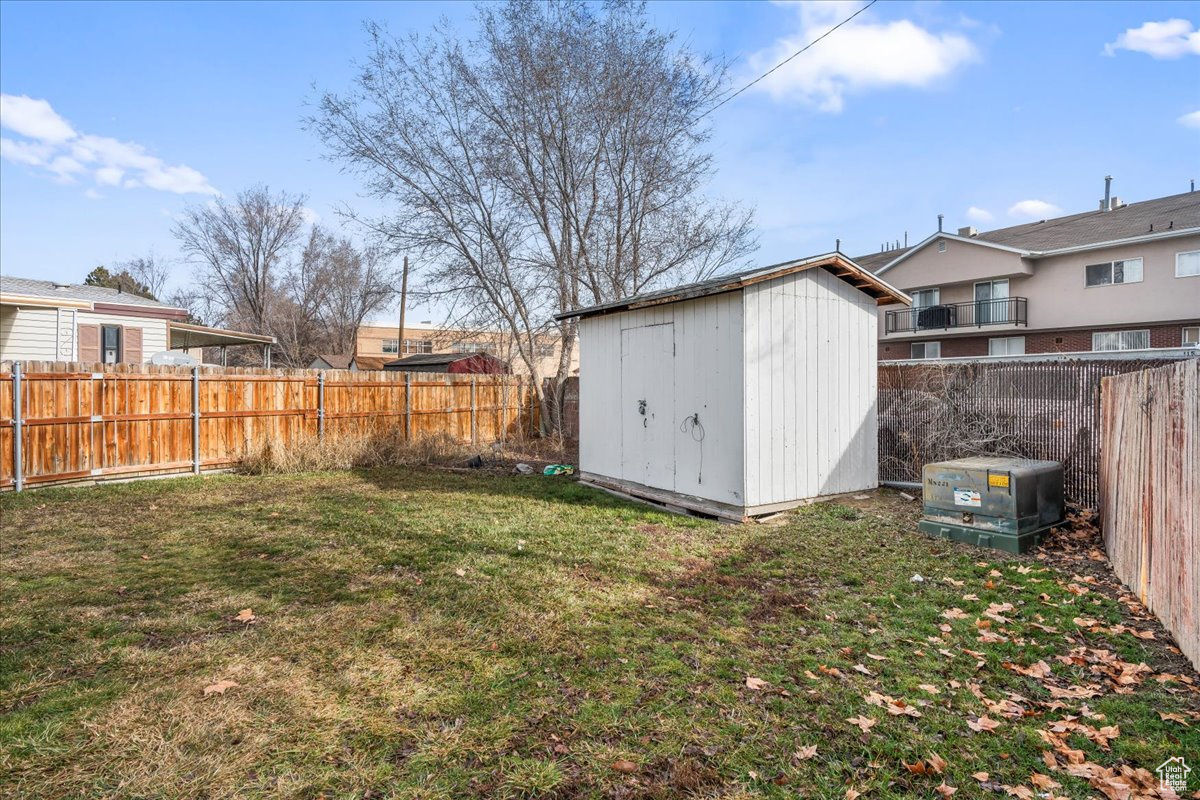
[542,464,575,476]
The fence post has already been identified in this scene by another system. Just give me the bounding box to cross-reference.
[470,377,477,445]
[404,373,412,441]
[191,366,200,474]
[12,362,23,492]
[501,378,509,445]
[317,372,325,442]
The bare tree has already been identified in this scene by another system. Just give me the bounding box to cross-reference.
[121,254,171,300]
[310,0,756,430]
[173,185,309,337]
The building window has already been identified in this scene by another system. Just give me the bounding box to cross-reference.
[910,341,941,359]
[989,336,1025,356]
[1177,250,1200,278]
[381,338,399,354]
[910,288,940,308]
[1183,326,1199,346]
[101,325,121,364]
[404,339,434,354]
[535,345,556,358]
[460,342,494,354]
[1092,329,1150,352]
[1085,257,1142,287]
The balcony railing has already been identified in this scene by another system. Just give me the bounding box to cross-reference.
[886,297,1028,334]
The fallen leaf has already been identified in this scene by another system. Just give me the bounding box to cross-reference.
[455,568,467,577]
[203,679,239,696]
[967,715,1001,733]
[865,652,888,661]
[845,790,861,800]
[846,715,877,733]
[918,683,941,695]
[794,745,818,760]
[852,663,874,676]
[1159,711,1190,726]
[233,608,256,623]
[941,608,968,620]
[904,760,928,775]
[934,782,956,797]
[745,676,769,690]
[611,760,638,773]
[928,753,947,774]
[1030,773,1061,790]
[972,772,990,782]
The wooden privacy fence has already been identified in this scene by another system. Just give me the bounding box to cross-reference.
[1100,359,1198,670]
[0,361,539,491]
[879,352,1198,508]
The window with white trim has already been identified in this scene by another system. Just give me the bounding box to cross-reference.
[403,338,434,354]
[1183,326,1199,346]
[381,338,399,354]
[1177,250,1200,278]
[910,288,940,308]
[1092,329,1149,352]
[910,341,941,359]
[1085,257,1142,287]
[460,342,494,354]
[988,336,1025,356]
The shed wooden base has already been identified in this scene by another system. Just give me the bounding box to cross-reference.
[579,473,875,523]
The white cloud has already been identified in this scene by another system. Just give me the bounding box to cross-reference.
[966,206,993,223]
[0,93,218,196]
[1104,18,1200,59]
[84,188,104,200]
[1178,110,1200,129]
[746,1,979,112]
[1008,199,1062,219]
[0,94,76,142]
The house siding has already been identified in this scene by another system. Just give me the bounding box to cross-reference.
[75,312,168,363]
[742,268,879,507]
[0,306,60,361]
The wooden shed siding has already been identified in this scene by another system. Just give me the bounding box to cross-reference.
[742,268,879,507]
[577,292,745,506]
[0,306,60,361]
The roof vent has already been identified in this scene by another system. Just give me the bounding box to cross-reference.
[957,226,977,237]
[52,282,71,290]
[1110,197,1124,209]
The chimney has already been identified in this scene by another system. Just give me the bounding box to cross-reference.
[1100,175,1113,211]
[957,226,977,237]
[937,213,944,232]
[1110,197,1124,209]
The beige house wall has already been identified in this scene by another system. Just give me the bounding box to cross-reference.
[877,233,1200,341]
[355,324,578,377]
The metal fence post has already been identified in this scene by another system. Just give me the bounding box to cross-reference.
[404,373,412,441]
[317,372,326,441]
[12,362,23,492]
[470,377,477,445]
[191,366,201,474]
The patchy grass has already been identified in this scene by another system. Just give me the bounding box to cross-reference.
[1,470,1196,799]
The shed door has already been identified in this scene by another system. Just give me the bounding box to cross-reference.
[620,323,675,490]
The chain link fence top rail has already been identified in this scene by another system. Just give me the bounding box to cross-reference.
[878,351,1199,508]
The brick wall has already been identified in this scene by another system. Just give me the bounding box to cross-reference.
[879,321,1198,360]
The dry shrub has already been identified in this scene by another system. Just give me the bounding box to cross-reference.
[240,431,570,475]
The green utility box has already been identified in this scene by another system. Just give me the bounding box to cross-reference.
[917,456,1064,554]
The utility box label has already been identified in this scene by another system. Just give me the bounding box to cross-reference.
[953,488,982,508]
[988,473,1010,488]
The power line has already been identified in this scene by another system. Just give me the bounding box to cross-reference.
[701,0,878,120]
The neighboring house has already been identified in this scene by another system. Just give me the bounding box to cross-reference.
[356,320,578,378]
[860,187,1200,360]
[383,352,509,374]
[0,276,276,366]
[309,353,358,370]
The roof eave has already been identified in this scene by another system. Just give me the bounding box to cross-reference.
[1028,226,1200,259]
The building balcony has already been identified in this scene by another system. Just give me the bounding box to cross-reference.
[885,297,1028,334]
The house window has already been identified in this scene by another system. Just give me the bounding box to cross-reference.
[1085,257,1142,287]
[910,288,940,308]
[101,325,121,364]
[1183,326,1199,346]
[1093,329,1150,352]
[1177,250,1200,278]
[535,345,556,358]
[910,341,941,359]
[381,338,399,354]
[989,336,1025,356]
[404,338,434,354]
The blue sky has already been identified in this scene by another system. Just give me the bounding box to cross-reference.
[1,0,1198,321]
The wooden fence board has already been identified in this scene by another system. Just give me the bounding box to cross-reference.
[0,361,539,489]
[1101,359,1199,670]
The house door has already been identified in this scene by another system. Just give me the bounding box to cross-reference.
[975,279,1009,324]
[620,323,675,490]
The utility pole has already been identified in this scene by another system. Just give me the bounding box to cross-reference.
[397,254,410,357]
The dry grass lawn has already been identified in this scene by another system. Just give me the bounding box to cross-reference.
[1,468,1197,799]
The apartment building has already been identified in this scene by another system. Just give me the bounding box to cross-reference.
[355,320,578,376]
[858,187,1200,360]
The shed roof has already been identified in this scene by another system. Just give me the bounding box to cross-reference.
[384,352,487,367]
[556,252,909,321]
[313,353,356,370]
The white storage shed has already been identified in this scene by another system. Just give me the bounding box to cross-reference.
[557,253,910,521]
